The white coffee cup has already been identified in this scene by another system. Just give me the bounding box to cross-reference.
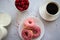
[0,12,11,27]
[0,26,7,40]
[39,1,60,21]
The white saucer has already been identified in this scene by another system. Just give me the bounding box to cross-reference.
[39,5,59,21]
[39,2,60,21]
[0,13,11,27]
[18,16,45,40]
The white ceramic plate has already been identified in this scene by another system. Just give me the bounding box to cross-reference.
[18,16,45,40]
[0,12,11,27]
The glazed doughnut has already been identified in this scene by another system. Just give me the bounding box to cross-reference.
[32,25,41,38]
[21,29,33,40]
[24,18,35,28]
[24,25,41,38]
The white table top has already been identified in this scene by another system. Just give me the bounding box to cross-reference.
[0,0,60,40]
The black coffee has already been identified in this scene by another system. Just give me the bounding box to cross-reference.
[46,2,58,15]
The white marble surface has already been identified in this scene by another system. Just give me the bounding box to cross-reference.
[0,0,60,40]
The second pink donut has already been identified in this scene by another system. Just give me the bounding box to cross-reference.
[24,18,35,28]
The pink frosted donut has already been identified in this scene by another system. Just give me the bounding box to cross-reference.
[21,29,33,40]
[24,25,41,38]
[32,25,41,38]
[24,18,35,28]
